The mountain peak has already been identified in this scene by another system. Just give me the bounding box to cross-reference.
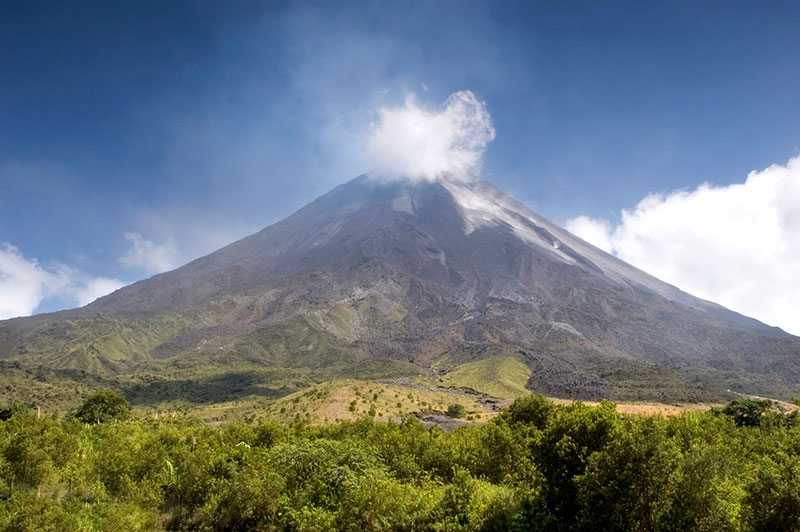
[1,173,796,401]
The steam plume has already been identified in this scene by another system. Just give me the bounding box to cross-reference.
[366,90,495,182]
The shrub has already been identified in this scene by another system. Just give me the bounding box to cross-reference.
[446,404,466,418]
[0,402,29,421]
[717,398,774,427]
[75,390,131,424]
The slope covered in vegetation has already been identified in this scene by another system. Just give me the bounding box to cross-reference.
[440,356,532,398]
[261,379,497,424]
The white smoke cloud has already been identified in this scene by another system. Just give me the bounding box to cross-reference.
[565,155,800,336]
[0,244,125,319]
[366,90,495,182]
[119,232,180,275]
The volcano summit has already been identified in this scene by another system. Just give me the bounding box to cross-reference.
[1,174,798,403]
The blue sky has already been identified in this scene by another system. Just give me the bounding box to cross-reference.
[1,1,800,332]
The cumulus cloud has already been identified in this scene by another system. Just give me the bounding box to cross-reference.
[119,232,180,274]
[565,156,800,336]
[0,244,125,319]
[366,90,495,182]
[563,215,614,254]
[0,244,67,319]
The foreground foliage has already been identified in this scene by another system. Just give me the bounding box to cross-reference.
[1,395,799,531]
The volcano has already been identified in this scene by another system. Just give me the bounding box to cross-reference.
[2,174,798,401]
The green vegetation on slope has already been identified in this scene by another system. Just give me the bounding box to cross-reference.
[222,315,419,380]
[5,297,796,410]
[0,314,422,415]
[441,356,532,398]
[11,314,196,373]
[0,361,317,414]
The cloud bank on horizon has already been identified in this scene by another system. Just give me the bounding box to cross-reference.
[0,244,125,319]
[366,90,495,182]
[566,155,800,336]
[0,221,249,319]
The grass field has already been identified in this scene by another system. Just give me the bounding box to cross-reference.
[156,378,731,426]
[440,356,532,398]
[6,357,786,426]
[258,379,498,424]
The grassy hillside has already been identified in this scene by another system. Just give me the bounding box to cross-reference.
[0,361,315,414]
[8,314,197,373]
[260,379,497,424]
[440,356,532,398]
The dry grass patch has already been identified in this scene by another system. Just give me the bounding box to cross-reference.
[261,379,497,424]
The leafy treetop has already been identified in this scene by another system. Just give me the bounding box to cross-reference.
[74,390,131,424]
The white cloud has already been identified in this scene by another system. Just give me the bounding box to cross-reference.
[0,244,125,319]
[119,232,180,274]
[366,90,495,182]
[74,277,125,306]
[0,244,67,319]
[563,215,614,254]
[565,156,800,336]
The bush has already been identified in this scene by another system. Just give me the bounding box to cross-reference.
[742,452,800,531]
[446,404,466,418]
[716,398,774,427]
[498,394,554,429]
[0,402,29,421]
[75,390,131,424]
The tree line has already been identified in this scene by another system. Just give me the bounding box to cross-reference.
[1,392,799,531]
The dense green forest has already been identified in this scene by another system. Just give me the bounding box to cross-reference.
[1,394,800,531]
